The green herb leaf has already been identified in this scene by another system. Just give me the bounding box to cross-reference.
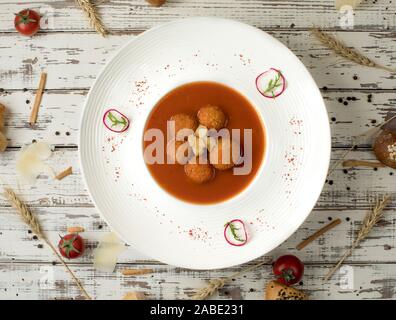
[264,71,283,98]
[225,221,244,242]
[107,111,128,129]
[59,235,80,258]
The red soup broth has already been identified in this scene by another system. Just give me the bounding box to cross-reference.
[143,81,265,204]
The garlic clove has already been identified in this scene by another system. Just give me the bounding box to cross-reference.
[93,232,124,273]
[16,142,53,184]
[188,134,207,156]
[335,0,362,9]
[207,136,218,152]
[195,125,208,139]
[187,134,196,147]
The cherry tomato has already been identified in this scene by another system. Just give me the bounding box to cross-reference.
[14,9,40,36]
[272,255,304,285]
[58,234,85,259]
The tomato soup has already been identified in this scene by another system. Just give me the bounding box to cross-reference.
[143,81,265,204]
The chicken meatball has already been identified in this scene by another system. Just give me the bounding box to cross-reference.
[170,113,198,139]
[209,137,241,170]
[184,159,215,184]
[166,140,191,165]
[197,105,227,130]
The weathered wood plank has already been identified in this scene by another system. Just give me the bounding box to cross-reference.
[0,261,395,299]
[1,31,396,90]
[0,149,92,207]
[0,89,84,147]
[0,0,394,300]
[0,149,393,208]
[0,0,394,32]
[0,206,395,264]
[0,89,394,148]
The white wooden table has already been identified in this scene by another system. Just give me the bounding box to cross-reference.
[0,0,395,300]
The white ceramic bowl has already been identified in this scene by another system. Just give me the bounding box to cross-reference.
[80,17,331,269]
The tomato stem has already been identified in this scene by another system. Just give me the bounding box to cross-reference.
[279,268,295,282]
[59,234,81,259]
[15,10,39,26]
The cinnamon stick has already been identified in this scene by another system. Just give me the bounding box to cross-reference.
[121,268,154,276]
[342,159,385,168]
[55,166,73,180]
[29,72,47,125]
[296,219,341,250]
[67,226,85,233]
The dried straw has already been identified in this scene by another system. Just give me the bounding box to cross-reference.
[75,0,108,37]
[192,260,267,300]
[3,187,92,300]
[311,28,395,72]
[324,195,391,281]
[5,188,42,236]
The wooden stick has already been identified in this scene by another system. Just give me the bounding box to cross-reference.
[121,268,154,276]
[55,166,73,180]
[342,160,386,168]
[296,219,342,250]
[29,72,47,125]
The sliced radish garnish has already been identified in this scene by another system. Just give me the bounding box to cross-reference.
[256,68,286,99]
[103,109,130,133]
[224,219,248,246]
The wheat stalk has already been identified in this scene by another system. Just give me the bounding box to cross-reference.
[4,187,92,300]
[311,28,395,72]
[191,260,267,300]
[192,279,227,300]
[324,195,391,281]
[75,0,108,37]
[5,188,42,237]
